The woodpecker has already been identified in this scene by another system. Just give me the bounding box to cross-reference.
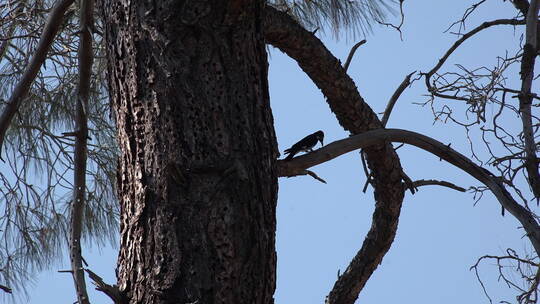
[283,130,324,161]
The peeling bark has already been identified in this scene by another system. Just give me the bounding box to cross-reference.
[103,1,277,303]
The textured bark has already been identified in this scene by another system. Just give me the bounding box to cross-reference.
[103,1,277,304]
[265,7,405,304]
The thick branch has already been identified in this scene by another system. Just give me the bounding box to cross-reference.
[518,0,540,199]
[265,7,406,304]
[0,0,75,159]
[69,0,94,303]
[278,129,540,254]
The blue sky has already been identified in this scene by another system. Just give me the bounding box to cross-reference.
[21,1,534,303]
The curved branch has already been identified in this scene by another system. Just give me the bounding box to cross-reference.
[0,0,75,160]
[424,18,525,100]
[278,128,540,255]
[343,39,366,72]
[412,179,466,192]
[265,7,406,304]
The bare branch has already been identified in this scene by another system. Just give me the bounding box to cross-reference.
[381,71,415,127]
[517,0,540,200]
[69,0,95,302]
[278,128,540,255]
[85,269,126,304]
[343,40,366,72]
[0,0,75,159]
[377,0,406,40]
[280,169,328,183]
[0,284,12,294]
[412,179,466,192]
[424,18,525,101]
[470,249,540,304]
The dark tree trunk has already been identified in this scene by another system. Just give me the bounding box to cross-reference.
[102,1,277,303]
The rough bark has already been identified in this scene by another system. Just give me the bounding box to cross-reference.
[103,1,278,304]
[265,7,406,304]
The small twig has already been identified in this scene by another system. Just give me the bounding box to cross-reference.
[377,0,406,40]
[0,284,12,294]
[343,40,366,72]
[282,169,327,184]
[359,151,372,193]
[304,170,327,183]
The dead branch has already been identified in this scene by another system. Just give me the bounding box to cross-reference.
[470,249,539,304]
[424,18,525,102]
[0,0,75,160]
[281,169,327,184]
[278,128,540,256]
[85,269,126,304]
[0,284,12,294]
[412,179,466,192]
[517,0,540,200]
[69,0,94,303]
[381,71,416,127]
[377,0,406,40]
[343,40,366,72]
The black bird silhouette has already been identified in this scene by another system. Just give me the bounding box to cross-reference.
[284,130,324,161]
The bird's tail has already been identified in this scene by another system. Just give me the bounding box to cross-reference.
[284,150,295,161]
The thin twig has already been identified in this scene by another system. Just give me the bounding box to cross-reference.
[0,284,12,294]
[377,0,406,40]
[424,18,525,102]
[282,169,327,184]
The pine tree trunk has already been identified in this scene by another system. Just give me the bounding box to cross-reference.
[102,1,277,303]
